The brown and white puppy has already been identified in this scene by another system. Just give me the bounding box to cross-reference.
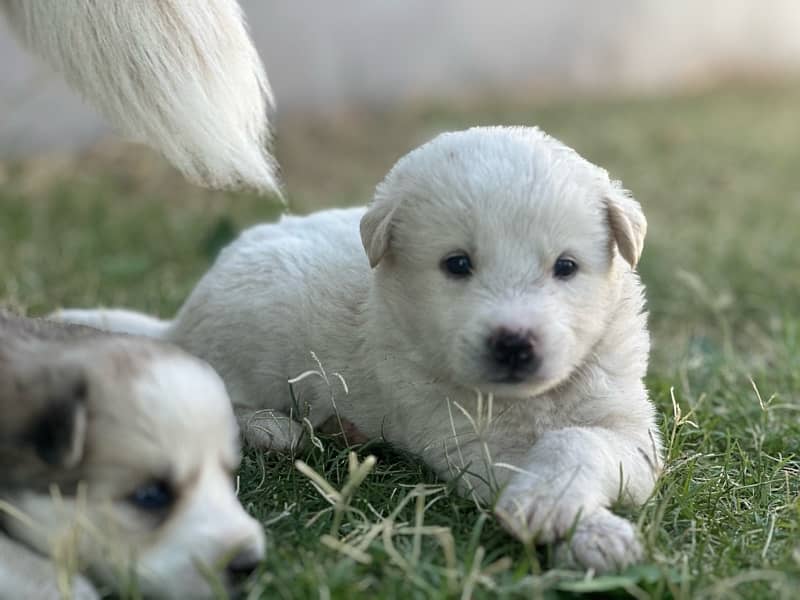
[0,312,265,599]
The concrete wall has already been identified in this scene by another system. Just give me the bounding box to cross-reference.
[2,0,800,156]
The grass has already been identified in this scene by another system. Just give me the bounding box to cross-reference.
[1,83,799,599]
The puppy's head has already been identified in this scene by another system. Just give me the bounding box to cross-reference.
[2,338,265,598]
[361,126,646,397]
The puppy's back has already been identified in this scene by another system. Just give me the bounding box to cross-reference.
[0,310,103,345]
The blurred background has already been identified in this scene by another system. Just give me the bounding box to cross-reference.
[4,1,800,193]
[3,1,800,156]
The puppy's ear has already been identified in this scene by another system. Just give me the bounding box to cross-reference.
[28,371,89,468]
[605,191,647,268]
[360,200,397,268]
[14,365,90,469]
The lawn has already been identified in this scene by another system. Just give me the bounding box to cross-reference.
[1,84,799,599]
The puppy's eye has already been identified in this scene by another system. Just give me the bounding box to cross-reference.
[442,254,473,278]
[553,257,578,279]
[128,479,174,512]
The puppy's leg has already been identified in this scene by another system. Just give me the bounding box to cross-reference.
[237,407,308,452]
[51,308,171,338]
[0,533,99,600]
[0,0,278,192]
[492,426,660,571]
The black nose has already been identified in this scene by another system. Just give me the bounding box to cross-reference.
[226,548,262,580]
[489,329,539,371]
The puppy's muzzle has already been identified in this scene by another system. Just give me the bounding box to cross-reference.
[488,329,540,379]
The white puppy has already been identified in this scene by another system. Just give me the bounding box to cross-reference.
[1,0,277,192]
[58,126,662,572]
[0,315,265,599]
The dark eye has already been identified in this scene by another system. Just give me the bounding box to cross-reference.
[553,257,578,279]
[442,254,473,278]
[128,479,174,512]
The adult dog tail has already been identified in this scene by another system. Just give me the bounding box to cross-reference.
[1,0,279,193]
[51,308,172,340]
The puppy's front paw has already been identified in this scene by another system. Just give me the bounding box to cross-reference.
[555,507,643,572]
[494,479,602,544]
[238,408,308,452]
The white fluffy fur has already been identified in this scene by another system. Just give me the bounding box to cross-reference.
[0,339,265,599]
[57,126,663,572]
[1,0,278,192]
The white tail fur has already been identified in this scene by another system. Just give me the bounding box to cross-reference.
[1,0,280,193]
[52,308,171,339]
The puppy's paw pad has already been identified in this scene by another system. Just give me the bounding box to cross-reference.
[555,510,643,573]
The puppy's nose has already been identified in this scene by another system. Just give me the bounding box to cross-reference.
[226,546,262,580]
[489,329,539,371]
